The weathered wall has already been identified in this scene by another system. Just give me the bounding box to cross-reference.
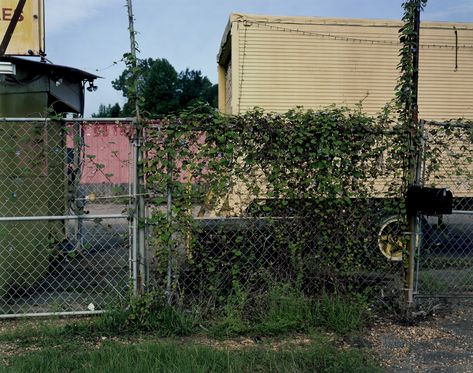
[220,14,473,120]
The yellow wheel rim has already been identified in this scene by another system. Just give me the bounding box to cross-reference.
[378,216,404,261]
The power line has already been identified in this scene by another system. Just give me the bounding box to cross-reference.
[95,57,125,72]
[79,57,125,75]
[248,21,473,50]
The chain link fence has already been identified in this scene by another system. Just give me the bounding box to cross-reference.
[0,119,135,317]
[1,117,472,317]
[143,121,411,312]
[144,118,473,311]
[162,208,406,310]
[416,121,473,297]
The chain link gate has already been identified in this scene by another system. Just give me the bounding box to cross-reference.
[0,118,139,317]
[415,121,473,298]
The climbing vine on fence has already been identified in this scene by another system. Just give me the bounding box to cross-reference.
[143,105,406,304]
[139,0,473,308]
[394,0,428,193]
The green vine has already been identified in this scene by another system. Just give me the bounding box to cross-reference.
[144,106,403,304]
[396,0,428,190]
[140,0,473,310]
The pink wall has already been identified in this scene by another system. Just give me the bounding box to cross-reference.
[66,120,207,186]
[67,122,133,185]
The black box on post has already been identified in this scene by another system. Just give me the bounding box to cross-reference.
[406,185,453,215]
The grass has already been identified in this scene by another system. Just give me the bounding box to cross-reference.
[0,289,378,372]
[1,338,380,373]
[315,292,369,334]
[211,285,370,337]
[0,289,370,342]
[419,272,450,294]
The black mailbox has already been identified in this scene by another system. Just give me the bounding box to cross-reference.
[406,185,453,215]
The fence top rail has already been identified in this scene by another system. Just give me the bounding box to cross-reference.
[2,117,471,132]
[0,117,136,123]
[0,214,129,222]
[0,118,166,128]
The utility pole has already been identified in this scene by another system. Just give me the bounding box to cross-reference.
[405,2,422,305]
[126,0,147,294]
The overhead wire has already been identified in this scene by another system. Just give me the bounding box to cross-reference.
[79,57,126,74]
[95,57,126,73]
[247,21,473,50]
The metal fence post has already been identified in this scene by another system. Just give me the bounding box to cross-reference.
[126,0,146,294]
[413,120,426,295]
[137,120,147,293]
[404,3,421,305]
[165,138,174,305]
[131,135,139,295]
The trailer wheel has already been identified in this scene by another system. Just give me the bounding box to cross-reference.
[378,216,404,261]
[378,214,426,262]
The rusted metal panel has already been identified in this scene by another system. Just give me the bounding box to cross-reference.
[65,122,132,186]
[81,123,131,185]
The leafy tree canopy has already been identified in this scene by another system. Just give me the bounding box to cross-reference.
[177,68,218,109]
[92,103,122,118]
[98,58,217,117]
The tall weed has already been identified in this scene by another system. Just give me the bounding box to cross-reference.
[314,292,369,334]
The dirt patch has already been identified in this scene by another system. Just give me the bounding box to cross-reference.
[0,318,76,335]
[366,299,473,372]
[187,334,317,351]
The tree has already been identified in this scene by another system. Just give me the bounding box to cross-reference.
[141,58,180,115]
[177,69,218,109]
[112,58,178,116]
[110,57,217,117]
[92,103,122,118]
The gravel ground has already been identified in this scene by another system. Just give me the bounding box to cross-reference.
[366,299,473,372]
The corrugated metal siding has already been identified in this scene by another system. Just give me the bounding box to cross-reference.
[230,15,473,120]
[419,27,473,120]
[225,61,233,114]
[66,124,131,185]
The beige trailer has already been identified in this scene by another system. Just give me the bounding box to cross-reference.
[217,13,473,120]
[213,14,473,263]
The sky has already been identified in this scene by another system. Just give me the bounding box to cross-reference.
[43,0,473,116]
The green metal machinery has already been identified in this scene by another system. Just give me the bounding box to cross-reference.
[0,56,97,298]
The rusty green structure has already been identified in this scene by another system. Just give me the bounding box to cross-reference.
[0,56,98,298]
